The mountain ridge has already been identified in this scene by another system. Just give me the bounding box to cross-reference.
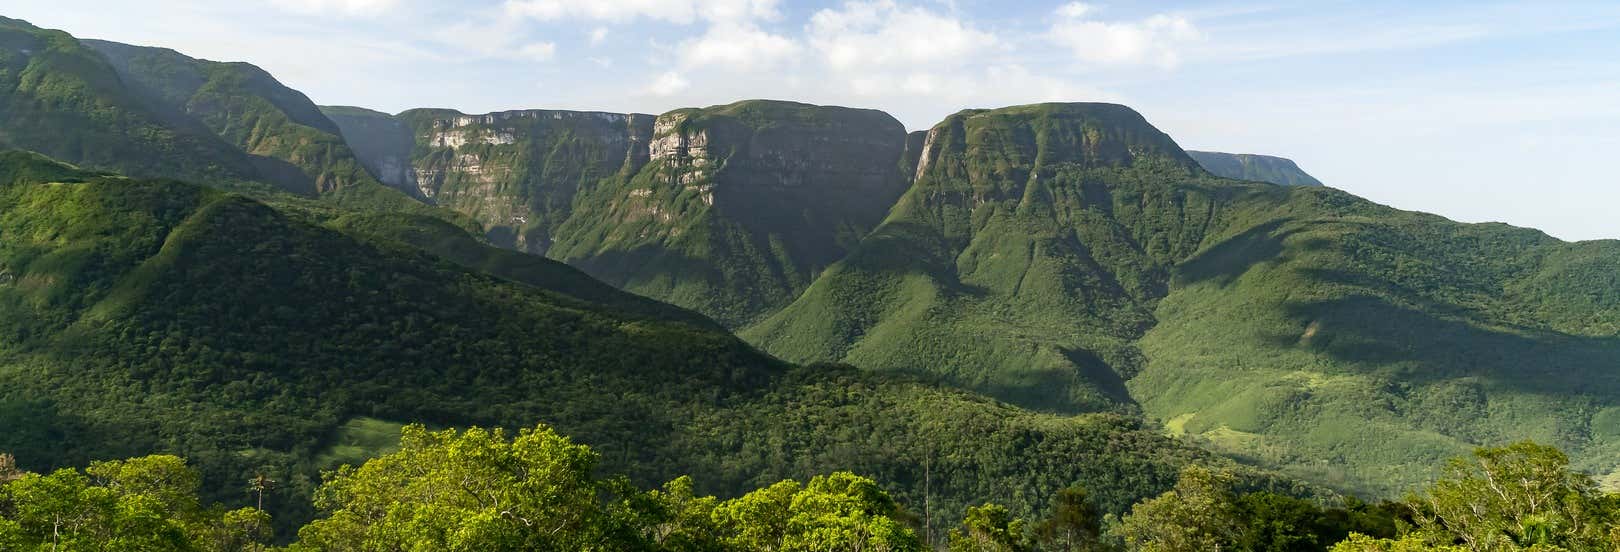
[1188,150,1324,187]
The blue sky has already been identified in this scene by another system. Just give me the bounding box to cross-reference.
[9,0,1620,241]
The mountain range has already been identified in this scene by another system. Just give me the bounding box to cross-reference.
[3,14,1618,535]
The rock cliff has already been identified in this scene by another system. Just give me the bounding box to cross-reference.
[331,100,911,326]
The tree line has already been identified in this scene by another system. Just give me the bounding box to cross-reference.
[3,425,1616,551]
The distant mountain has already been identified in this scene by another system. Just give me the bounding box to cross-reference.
[0,16,444,223]
[1188,150,1323,186]
[0,149,1284,537]
[327,100,912,326]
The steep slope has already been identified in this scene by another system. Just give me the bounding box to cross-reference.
[745,103,1244,412]
[319,105,424,199]
[0,17,436,223]
[331,100,913,326]
[1188,150,1323,186]
[550,100,912,326]
[0,16,259,186]
[84,39,376,196]
[747,102,1620,496]
[0,151,1296,538]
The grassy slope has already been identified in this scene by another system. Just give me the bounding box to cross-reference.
[0,151,1297,539]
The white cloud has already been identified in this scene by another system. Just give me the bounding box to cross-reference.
[1046,6,1201,68]
[517,41,557,61]
[504,0,779,24]
[265,0,400,17]
[589,27,609,45]
[648,71,691,96]
[1055,2,1093,19]
[679,23,800,70]
[808,0,998,71]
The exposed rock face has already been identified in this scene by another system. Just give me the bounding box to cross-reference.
[330,100,911,326]
[382,108,656,252]
[1187,150,1323,186]
[321,106,423,199]
[553,101,911,325]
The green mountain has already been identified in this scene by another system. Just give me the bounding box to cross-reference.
[745,102,1620,496]
[1188,151,1323,186]
[745,103,1226,412]
[0,16,257,187]
[327,100,912,326]
[0,17,441,223]
[0,150,1300,539]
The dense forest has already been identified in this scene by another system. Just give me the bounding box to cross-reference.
[5,425,1614,551]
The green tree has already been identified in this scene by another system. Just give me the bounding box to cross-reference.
[292,423,644,551]
[0,455,269,551]
[712,472,923,552]
[640,475,725,551]
[948,503,1032,552]
[1036,485,1105,552]
[1118,465,1242,552]
[1405,441,1618,552]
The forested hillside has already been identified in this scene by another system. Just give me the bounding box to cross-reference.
[0,151,1292,539]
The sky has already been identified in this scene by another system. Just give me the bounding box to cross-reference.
[8,0,1620,241]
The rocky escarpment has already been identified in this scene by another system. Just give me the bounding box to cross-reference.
[321,106,424,199]
[330,100,912,326]
[329,105,655,251]
[550,100,912,325]
[1187,150,1323,186]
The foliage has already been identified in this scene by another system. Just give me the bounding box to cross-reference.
[709,472,923,552]
[948,503,1033,552]
[292,424,642,551]
[1330,533,1467,552]
[0,455,270,551]
[1119,465,1244,551]
[293,423,923,551]
[1036,486,1107,552]
[1402,441,1620,551]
